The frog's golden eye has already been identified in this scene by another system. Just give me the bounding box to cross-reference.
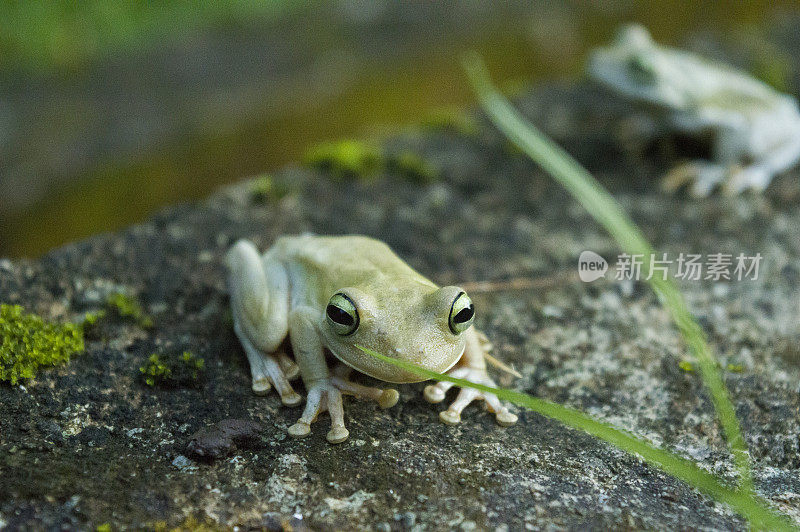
[449,292,474,334]
[326,293,359,336]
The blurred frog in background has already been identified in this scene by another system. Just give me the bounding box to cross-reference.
[588,24,800,196]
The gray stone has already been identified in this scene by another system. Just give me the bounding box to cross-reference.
[2,37,800,530]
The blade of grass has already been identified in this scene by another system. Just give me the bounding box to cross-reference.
[357,346,795,531]
[461,52,753,493]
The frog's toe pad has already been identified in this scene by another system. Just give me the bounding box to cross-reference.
[278,355,300,380]
[423,385,446,404]
[379,389,400,409]
[285,364,300,380]
[288,422,311,438]
[439,409,461,425]
[252,378,272,396]
[327,425,349,444]
[495,410,518,427]
[281,391,304,407]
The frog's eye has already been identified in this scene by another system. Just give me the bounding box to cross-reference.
[627,55,655,84]
[448,292,475,334]
[326,293,359,336]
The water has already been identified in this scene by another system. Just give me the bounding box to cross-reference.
[0,1,792,257]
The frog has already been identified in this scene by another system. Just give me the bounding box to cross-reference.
[587,24,800,196]
[225,234,518,443]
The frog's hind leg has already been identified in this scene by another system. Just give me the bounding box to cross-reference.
[226,239,301,406]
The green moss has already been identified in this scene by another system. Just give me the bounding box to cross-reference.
[420,108,479,137]
[106,292,153,329]
[304,140,439,185]
[96,524,112,532]
[250,174,291,204]
[0,304,84,384]
[387,150,440,184]
[140,351,205,388]
[140,353,170,387]
[82,310,107,327]
[727,363,744,373]
[303,140,383,180]
[81,310,109,341]
[678,360,694,373]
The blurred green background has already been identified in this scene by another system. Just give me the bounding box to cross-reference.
[0,0,796,257]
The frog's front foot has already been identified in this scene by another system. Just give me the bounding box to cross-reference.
[424,367,517,427]
[724,166,772,194]
[661,161,728,197]
[288,372,399,444]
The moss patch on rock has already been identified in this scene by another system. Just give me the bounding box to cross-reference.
[387,149,440,184]
[304,139,440,184]
[0,304,84,384]
[420,108,479,137]
[140,351,205,388]
[249,174,292,204]
[106,292,153,329]
[303,140,383,180]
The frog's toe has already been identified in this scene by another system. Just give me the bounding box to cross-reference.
[288,421,311,438]
[440,387,481,424]
[280,390,303,407]
[287,381,351,444]
[495,410,518,426]
[431,367,517,428]
[252,377,272,396]
[277,353,300,380]
[261,355,302,406]
[271,374,302,406]
[326,425,349,444]
[330,372,399,410]
[379,389,400,409]
[439,409,461,425]
[724,166,772,195]
[423,381,455,404]
[485,393,518,427]
[661,161,726,197]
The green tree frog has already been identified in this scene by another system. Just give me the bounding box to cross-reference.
[226,235,517,444]
[588,24,800,196]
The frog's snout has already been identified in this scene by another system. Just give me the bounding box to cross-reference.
[389,346,426,363]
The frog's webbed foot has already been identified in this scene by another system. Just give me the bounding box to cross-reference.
[287,372,399,444]
[661,161,728,197]
[723,166,773,195]
[424,367,517,427]
[247,350,302,406]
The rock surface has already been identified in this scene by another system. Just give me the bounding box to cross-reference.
[2,47,800,532]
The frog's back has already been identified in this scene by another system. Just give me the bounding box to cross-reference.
[271,235,434,293]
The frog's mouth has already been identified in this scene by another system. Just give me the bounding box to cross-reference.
[329,345,464,384]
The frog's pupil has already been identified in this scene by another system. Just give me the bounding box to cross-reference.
[327,304,354,326]
[454,305,474,324]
